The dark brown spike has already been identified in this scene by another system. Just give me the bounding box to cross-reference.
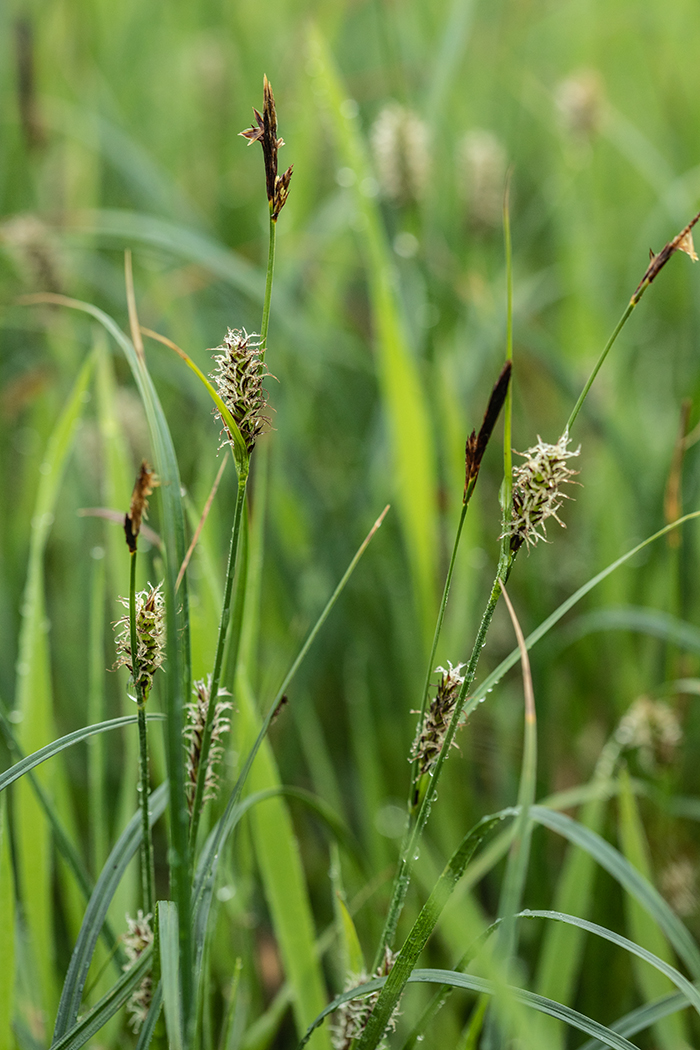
[633,210,700,303]
[464,360,512,499]
[124,461,158,552]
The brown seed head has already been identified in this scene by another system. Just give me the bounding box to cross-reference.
[124,461,158,552]
[633,210,700,303]
[464,361,512,499]
[239,75,293,221]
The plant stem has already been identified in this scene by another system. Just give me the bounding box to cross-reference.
[410,498,469,808]
[130,551,155,915]
[566,299,635,433]
[374,551,514,968]
[260,212,277,359]
[502,174,514,523]
[189,472,248,847]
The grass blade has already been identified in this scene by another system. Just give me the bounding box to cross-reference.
[51,947,153,1050]
[519,909,700,1016]
[469,511,700,713]
[159,901,184,1050]
[530,806,700,978]
[52,784,168,1040]
[22,291,194,1028]
[13,348,96,1020]
[0,714,164,792]
[300,970,643,1050]
[355,811,515,1050]
[0,794,15,1046]
[308,26,438,637]
[616,770,691,1048]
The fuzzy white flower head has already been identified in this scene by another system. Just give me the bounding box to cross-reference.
[615,696,682,771]
[114,582,165,699]
[371,103,430,205]
[210,328,269,454]
[458,129,507,228]
[122,911,154,1032]
[507,431,580,552]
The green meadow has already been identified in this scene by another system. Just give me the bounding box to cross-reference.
[2,1,700,1047]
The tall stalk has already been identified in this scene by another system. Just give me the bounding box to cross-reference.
[189,470,248,847]
[129,551,155,916]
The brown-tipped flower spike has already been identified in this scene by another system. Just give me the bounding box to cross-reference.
[464,361,512,500]
[114,582,165,700]
[184,676,232,813]
[210,328,269,453]
[122,910,154,1032]
[632,210,700,304]
[240,75,293,221]
[410,662,466,780]
[124,461,158,553]
[506,432,580,552]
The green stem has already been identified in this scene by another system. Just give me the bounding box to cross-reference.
[566,299,635,433]
[260,212,277,359]
[137,702,155,915]
[374,552,514,968]
[189,473,248,847]
[410,499,469,807]
[129,551,154,915]
[502,176,514,519]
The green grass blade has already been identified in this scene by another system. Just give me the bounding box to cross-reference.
[616,770,691,1049]
[24,292,194,1025]
[493,587,538,962]
[13,348,96,1020]
[52,784,168,1040]
[140,328,248,475]
[87,553,108,877]
[76,209,265,302]
[578,991,691,1050]
[469,512,700,712]
[159,901,184,1050]
[560,605,700,654]
[534,741,621,1050]
[95,338,140,920]
[308,26,438,637]
[0,714,164,792]
[235,675,331,1050]
[0,794,15,1046]
[300,970,642,1050]
[530,806,700,978]
[520,910,700,1015]
[355,811,515,1050]
[50,947,153,1050]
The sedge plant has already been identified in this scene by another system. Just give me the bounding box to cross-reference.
[4,65,700,1050]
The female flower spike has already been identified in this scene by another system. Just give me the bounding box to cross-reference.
[507,431,580,552]
[114,582,165,700]
[411,662,466,779]
[210,328,269,454]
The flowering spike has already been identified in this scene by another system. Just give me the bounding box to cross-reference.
[124,461,158,553]
[113,582,165,699]
[185,676,232,812]
[410,662,466,779]
[210,328,269,453]
[506,432,580,552]
[240,75,293,221]
[122,910,154,1032]
[332,948,399,1050]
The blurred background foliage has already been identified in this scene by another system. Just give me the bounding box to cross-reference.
[3,0,700,1044]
